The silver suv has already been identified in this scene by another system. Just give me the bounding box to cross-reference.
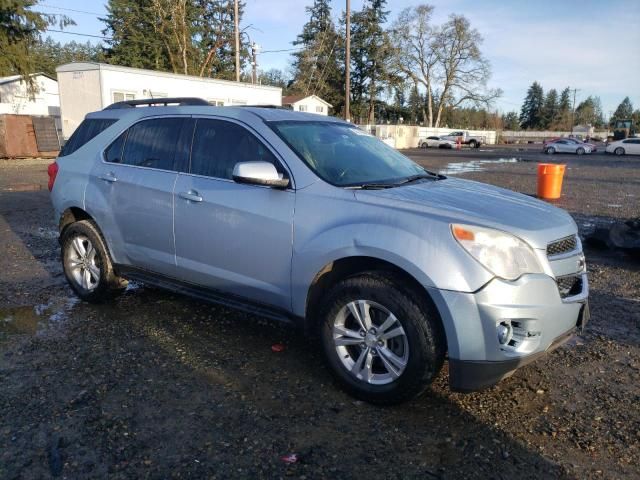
[49,98,589,404]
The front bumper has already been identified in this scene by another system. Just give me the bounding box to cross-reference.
[428,266,589,392]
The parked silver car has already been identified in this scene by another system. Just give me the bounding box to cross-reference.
[544,139,593,155]
[49,98,589,404]
[418,136,455,149]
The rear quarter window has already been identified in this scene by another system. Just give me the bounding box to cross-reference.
[59,119,117,157]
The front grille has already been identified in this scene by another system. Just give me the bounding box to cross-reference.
[547,235,578,256]
[556,274,583,298]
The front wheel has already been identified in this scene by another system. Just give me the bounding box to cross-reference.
[319,273,445,405]
[546,147,556,154]
[576,147,585,155]
[615,147,625,156]
[61,220,126,303]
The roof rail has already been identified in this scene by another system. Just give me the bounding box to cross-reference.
[104,97,209,110]
[232,104,287,109]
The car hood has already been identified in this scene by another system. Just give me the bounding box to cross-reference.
[354,177,577,249]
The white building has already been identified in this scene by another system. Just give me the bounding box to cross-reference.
[282,95,332,116]
[0,73,60,116]
[56,62,283,138]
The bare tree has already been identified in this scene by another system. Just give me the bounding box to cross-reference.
[150,0,192,74]
[388,7,501,127]
[432,14,501,127]
[388,5,438,126]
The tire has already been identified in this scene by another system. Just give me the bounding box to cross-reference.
[61,220,127,303]
[420,142,428,149]
[318,272,445,405]
[469,140,478,148]
[614,147,625,156]
[576,147,585,155]
[546,147,556,155]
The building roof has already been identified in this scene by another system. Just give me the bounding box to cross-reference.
[282,94,333,108]
[55,62,281,92]
[0,72,56,86]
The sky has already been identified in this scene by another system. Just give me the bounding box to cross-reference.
[39,0,640,117]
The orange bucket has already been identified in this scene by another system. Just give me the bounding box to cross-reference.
[537,163,566,199]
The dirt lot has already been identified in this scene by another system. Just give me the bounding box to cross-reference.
[1,146,639,479]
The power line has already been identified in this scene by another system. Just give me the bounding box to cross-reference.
[39,4,103,16]
[261,47,302,54]
[46,28,109,40]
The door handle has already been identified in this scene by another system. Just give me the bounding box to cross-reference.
[99,172,117,183]
[178,190,203,203]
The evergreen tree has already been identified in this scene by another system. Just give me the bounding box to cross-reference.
[541,88,559,129]
[290,0,343,113]
[102,0,170,70]
[258,68,290,90]
[0,0,72,85]
[575,96,604,128]
[195,0,247,79]
[350,0,391,123]
[612,97,634,121]
[32,37,104,77]
[502,111,520,130]
[519,81,544,129]
[407,84,424,124]
[557,87,572,130]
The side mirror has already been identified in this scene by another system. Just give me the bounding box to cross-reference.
[232,162,290,189]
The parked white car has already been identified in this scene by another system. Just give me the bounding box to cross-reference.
[606,138,640,156]
[418,136,456,149]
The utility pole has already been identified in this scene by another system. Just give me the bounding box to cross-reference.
[345,0,351,122]
[251,42,259,85]
[570,88,580,133]
[234,0,240,82]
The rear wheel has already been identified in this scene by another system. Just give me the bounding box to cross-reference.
[319,273,445,405]
[576,147,585,155]
[469,140,478,148]
[61,220,126,303]
[614,147,625,156]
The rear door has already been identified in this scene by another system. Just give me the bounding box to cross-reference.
[173,117,295,310]
[89,116,191,276]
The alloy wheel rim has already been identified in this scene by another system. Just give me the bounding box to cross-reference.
[333,300,409,385]
[66,235,101,291]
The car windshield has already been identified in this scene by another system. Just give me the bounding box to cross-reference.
[270,121,427,187]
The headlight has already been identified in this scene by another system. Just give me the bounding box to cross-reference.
[451,224,544,280]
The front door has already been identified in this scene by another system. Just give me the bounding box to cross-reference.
[173,118,295,310]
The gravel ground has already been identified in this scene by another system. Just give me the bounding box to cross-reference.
[1,147,639,479]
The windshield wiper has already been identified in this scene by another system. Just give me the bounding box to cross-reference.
[346,171,444,190]
[348,183,397,190]
[395,172,443,185]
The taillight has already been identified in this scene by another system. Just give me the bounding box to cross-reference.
[47,162,58,192]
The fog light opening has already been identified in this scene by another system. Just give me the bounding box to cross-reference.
[497,321,513,345]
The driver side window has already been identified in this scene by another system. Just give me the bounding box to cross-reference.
[190,119,282,180]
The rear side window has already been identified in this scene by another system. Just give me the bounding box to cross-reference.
[59,119,117,157]
[104,132,127,163]
[190,119,280,179]
[120,118,185,170]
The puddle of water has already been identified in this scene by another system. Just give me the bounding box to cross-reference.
[439,158,521,175]
[0,297,78,342]
[36,227,59,239]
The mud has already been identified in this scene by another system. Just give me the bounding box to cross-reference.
[1,149,638,479]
